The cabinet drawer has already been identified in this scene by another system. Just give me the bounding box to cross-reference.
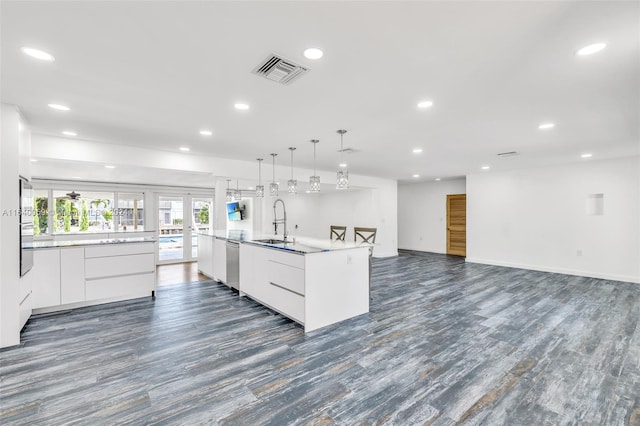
[267,281,305,323]
[267,249,305,269]
[85,253,154,279]
[85,243,154,258]
[268,260,305,295]
[86,273,154,301]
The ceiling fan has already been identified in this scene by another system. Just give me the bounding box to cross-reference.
[66,191,81,200]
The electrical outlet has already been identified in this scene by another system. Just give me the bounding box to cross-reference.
[577,250,583,256]
[347,255,352,264]
[419,236,423,241]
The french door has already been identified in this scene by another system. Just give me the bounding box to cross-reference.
[157,194,213,264]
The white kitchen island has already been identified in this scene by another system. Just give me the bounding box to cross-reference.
[198,230,371,332]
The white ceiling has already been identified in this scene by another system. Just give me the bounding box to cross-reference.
[1,1,638,183]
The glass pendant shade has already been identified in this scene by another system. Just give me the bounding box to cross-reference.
[336,130,349,189]
[269,182,279,196]
[336,170,349,189]
[288,179,297,194]
[310,175,321,192]
[287,147,297,194]
[309,139,320,192]
[255,158,264,198]
[269,153,278,196]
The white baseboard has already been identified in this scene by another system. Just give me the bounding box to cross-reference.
[465,257,640,284]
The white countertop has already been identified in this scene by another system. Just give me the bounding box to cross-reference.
[26,237,156,249]
[197,230,371,254]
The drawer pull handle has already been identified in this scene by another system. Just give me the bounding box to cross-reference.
[268,281,304,297]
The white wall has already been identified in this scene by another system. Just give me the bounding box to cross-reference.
[398,178,467,253]
[1,104,31,348]
[467,156,640,283]
[256,185,398,258]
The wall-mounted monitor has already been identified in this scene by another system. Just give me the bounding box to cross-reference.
[226,201,245,221]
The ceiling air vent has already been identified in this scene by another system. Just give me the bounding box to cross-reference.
[497,151,519,158]
[252,54,309,85]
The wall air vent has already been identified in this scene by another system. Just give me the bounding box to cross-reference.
[497,151,519,157]
[338,147,356,154]
[252,54,309,85]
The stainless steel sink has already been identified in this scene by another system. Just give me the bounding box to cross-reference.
[253,238,286,244]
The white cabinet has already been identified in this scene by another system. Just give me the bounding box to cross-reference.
[213,237,227,283]
[197,235,214,278]
[61,248,85,304]
[26,249,61,309]
[239,243,370,332]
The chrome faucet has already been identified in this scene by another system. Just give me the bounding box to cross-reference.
[273,198,287,241]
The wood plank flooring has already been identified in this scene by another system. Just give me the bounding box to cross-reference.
[1,250,639,425]
[156,262,209,287]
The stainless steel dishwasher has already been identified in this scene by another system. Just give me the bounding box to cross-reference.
[225,240,239,290]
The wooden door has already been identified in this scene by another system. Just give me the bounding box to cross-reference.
[447,194,466,257]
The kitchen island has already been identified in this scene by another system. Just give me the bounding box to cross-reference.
[198,230,370,332]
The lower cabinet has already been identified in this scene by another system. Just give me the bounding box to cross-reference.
[61,248,85,304]
[30,242,156,313]
[198,235,214,278]
[240,244,305,324]
[213,237,227,283]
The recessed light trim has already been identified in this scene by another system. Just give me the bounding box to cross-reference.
[48,103,70,111]
[538,123,555,130]
[22,47,55,61]
[199,130,213,136]
[412,174,420,178]
[577,43,606,56]
[412,148,423,154]
[417,100,433,109]
[62,131,77,136]
[581,153,593,158]
[435,178,441,181]
[234,103,250,110]
[303,48,323,60]
[30,159,38,163]
[339,163,347,168]
[105,165,115,169]
[481,165,490,170]
[179,147,190,152]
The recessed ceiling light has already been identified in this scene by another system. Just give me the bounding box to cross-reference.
[105,165,115,169]
[412,174,420,178]
[339,163,347,168]
[234,103,250,110]
[72,176,83,180]
[304,48,323,60]
[247,186,254,190]
[179,147,190,152]
[306,190,311,194]
[62,130,77,136]
[538,123,555,130]
[48,103,70,111]
[481,165,490,170]
[577,43,606,56]
[22,47,55,61]
[412,148,423,154]
[581,153,593,158]
[417,100,433,109]
[435,178,441,181]
[30,159,38,163]
[199,130,213,136]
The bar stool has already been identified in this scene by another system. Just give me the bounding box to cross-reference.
[354,227,377,299]
[330,225,347,241]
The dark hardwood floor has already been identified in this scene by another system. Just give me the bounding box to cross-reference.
[1,250,639,425]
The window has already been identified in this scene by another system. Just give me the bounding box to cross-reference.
[116,192,144,231]
[33,189,49,235]
[52,190,114,234]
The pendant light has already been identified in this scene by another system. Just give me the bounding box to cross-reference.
[255,158,264,198]
[269,153,279,196]
[234,179,241,201]
[336,129,349,189]
[309,139,320,192]
[225,179,233,202]
[288,147,297,194]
